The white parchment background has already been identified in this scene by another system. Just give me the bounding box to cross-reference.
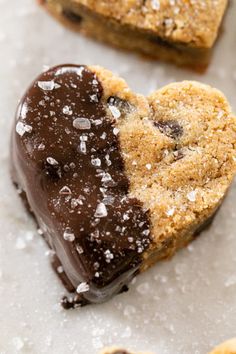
[0,0,236,353]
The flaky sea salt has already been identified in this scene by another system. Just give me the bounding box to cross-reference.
[59,186,72,195]
[76,244,84,254]
[46,157,58,165]
[79,141,87,154]
[73,117,91,130]
[16,122,32,136]
[57,266,64,274]
[91,158,101,167]
[187,190,197,202]
[151,0,160,10]
[113,128,119,135]
[20,102,28,119]
[104,249,114,263]
[166,207,175,217]
[109,105,121,119]
[37,80,55,91]
[90,94,99,102]
[62,105,73,115]
[76,282,89,293]
[94,203,107,218]
[63,228,75,242]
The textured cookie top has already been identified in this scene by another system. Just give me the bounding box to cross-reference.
[209,338,236,354]
[93,66,236,260]
[100,347,151,354]
[75,0,227,48]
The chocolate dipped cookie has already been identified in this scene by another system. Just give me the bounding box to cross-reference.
[11,64,236,307]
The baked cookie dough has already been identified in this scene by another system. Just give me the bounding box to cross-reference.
[209,338,236,354]
[40,0,228,69]
[100,347,151,354]
[11,64,236,307]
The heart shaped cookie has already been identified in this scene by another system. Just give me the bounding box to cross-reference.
[11,65,236,307]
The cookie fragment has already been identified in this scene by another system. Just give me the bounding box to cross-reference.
[41,0,228,69]
[209,338,236,354]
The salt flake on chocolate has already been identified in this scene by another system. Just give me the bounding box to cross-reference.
[63,227,75,242]
[73,117,91,130]
[37,80,56,91]
[46,157,59,166]
[76,282,89,294]
[95,203,108,218]
[59,186,72,195]
[108,105,121,119]
[16,122,32,136]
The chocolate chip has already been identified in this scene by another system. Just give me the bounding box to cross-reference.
[62,9,83,23]
[107,96,133,114]
[154,120,183,139]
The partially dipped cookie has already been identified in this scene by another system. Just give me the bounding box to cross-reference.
[11,65,236,307]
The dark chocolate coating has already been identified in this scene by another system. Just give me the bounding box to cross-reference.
[11,65,151,305]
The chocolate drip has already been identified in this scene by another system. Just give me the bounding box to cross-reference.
[11,65,151,305]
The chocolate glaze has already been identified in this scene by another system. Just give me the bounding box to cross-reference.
[11,65,151,306]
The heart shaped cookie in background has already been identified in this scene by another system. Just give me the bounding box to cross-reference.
[40,0,228,70]
[11,64,236,308]
[100,338,236,354]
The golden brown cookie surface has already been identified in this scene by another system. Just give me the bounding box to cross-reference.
[209,339,236,354]
[41,0,228,69]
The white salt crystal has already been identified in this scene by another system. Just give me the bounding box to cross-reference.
[16,122,32,136]
[46,157,59,165]
[20,102,28,119]
[166,207,175,217]
[79,141,87,154]
[151,0,160,10]
[37,80,55,91]
[146,163,152,170]
[76,282,89,293]
[59,186,72,195]
[113,128,120,135]
[91,158,101,167]
[109,105,121,119]
[73,118,91,130]
[90,94,98,102]
[104,249,114,263]
[57,266,64,274]
[94,203,107,218]
[62,105,73,115]
[63,228,75,242]
[76,245,84,254]
[187,190,197,202]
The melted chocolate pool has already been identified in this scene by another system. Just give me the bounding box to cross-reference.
[11,65,151,307]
